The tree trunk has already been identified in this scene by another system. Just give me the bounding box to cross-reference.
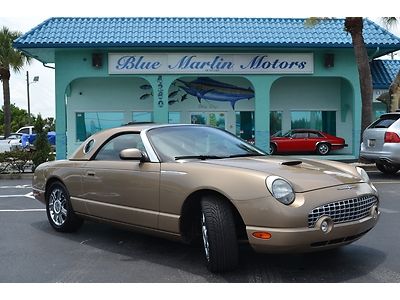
[389,70,400,112]
[1,69,11,137]
[345,17,373,135]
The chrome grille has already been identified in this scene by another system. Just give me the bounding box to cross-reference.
[308,195,378,228]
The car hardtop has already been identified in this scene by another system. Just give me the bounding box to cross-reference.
[69,123,217,160]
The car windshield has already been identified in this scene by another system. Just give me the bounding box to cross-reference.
[147,126,267,162]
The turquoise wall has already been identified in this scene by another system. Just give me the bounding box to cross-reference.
[54,49,361,159]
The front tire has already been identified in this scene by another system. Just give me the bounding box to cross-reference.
[200,196,239,273]
[376,161,399,175]
[46,181,83,232]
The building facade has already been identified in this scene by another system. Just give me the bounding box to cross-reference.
[14,17,400,160]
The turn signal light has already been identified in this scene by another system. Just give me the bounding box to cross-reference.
[252,232,272,240]
[384,132,400,143]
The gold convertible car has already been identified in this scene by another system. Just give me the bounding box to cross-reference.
[33,124,379,272]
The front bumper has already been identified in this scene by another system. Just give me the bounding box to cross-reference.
[32,188,46,205]
[247,210,379,253]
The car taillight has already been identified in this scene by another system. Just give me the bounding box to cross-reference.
[384,132,400,143]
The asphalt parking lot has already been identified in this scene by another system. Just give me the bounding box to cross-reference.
[0,171,399,283]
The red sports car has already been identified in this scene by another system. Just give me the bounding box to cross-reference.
[270,129,347,155]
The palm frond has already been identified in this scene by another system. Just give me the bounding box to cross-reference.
[381,17,398,29]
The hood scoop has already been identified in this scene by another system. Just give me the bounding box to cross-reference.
[281,160,303,166]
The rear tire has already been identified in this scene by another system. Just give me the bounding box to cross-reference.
[376,161,399,175]
[46,181,83,232]
[200,196,239,273]
[316,143,330,155]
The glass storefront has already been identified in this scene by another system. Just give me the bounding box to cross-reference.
[190,112,226,129]
[76,112,125,142]
[290,111,336,135]
[132,111,153,123]
[270,111,282,136]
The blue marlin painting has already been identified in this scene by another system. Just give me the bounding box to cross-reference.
[176,77,254,109]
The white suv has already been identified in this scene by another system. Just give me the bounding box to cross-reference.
[360,112,400,174]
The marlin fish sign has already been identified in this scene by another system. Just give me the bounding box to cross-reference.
[177,77,254,109]
[109,53,314,74]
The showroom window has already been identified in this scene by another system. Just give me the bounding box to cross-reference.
[270,111,282,136]
[168,112,181,124]
[291,111,336,135]
[190,112,226,129]
[132,111,153,123]
[76,112,124,142]
[236,111,254,143]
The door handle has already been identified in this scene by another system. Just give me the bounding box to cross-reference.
[86,171,96,177]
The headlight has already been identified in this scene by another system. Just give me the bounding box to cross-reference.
[356,167,370,182]
[266,176,295,205]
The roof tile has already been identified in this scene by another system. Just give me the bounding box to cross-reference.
[371,60,400,89]
[14,17,400,49]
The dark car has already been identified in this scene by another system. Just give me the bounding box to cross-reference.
[270,129,347,155]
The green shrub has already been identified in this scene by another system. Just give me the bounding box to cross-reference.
[31,115,54,171]
[0,150,33,173]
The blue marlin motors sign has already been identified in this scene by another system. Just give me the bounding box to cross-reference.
[108,53,314,74]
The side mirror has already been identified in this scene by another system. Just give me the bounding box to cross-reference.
[119,148,145,161]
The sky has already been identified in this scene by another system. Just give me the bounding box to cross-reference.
[1,0,400,119]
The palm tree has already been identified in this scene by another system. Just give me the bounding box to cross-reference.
[307,17,397,134]
[307,18,373,134]
[343,17,374,134]
[382,17,400,112]
[0,26,31,137]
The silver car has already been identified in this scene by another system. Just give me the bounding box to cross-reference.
[360,112,400,174]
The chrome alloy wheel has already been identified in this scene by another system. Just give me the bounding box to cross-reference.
[48,188,68,226]
[201,213,210,262]
[318,143,329,155]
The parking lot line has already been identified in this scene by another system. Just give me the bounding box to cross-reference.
[0,192,35,199]
[0,209,45,212]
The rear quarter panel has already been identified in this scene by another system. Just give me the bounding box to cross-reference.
[33,160,86,212]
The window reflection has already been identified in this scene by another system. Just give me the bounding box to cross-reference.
[76,112,124,142]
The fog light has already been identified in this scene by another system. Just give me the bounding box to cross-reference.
[321,220,329,233]
[316,216,333,234]
[371,205,379,219]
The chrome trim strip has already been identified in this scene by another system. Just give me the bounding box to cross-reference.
[140,129,160,162]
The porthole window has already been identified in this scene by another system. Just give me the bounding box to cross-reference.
[83,139,95,154]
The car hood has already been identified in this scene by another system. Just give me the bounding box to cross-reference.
[199,156,362,192]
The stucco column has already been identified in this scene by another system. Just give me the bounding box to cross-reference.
[147,75,174,123]
[246,75,276,152]
[55,80,67,160]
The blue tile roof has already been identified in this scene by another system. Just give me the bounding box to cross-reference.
[14,17,400,49]
[371,60,400,89]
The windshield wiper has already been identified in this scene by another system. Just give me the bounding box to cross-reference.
[228,153,266,158]
[175,155,226,160]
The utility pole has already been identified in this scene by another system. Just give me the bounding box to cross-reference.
[26,71,31,124]
[26,71,39,125]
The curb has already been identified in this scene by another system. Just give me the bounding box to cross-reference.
[0,173,33,180]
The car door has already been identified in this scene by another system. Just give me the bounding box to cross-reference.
[81,132,160,229]
[274,131,295,152]
[288,131,308,152]
[304,132,321,152]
